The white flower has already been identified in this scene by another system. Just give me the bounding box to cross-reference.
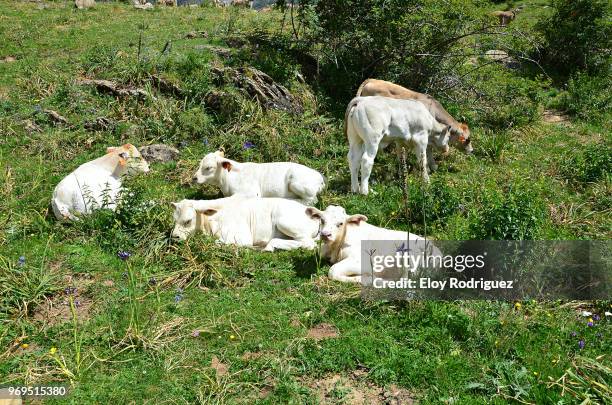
[605,312,612,317]
[581,311,593,317]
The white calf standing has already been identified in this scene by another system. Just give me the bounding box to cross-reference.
[171,196,320,252]
[305,205,440,283]
[51,144,150,220]
[193,151,325,205]
[345,96,452,194]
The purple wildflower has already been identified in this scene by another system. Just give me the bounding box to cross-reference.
[592,314,600,321]
[242,141,255,150]
[174,294,183,303]
[192,329,200,337]
[570,331,577,337]
[74,299,81,307]
[587,321,594,327]
[578,340,585,349]
[17,256,25,267]
[118,251,131,261]
[64,287,77,295]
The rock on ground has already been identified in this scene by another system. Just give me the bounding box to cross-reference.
[138,144,180,163]
[210,66,303,113]
[484,50,521,69]
[75,0,95,9]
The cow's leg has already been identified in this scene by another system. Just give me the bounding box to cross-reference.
[264,238,315,252]
[328,259,362,283]
[359,142,379,195]
[348,141,363,193]
[426,145,438,172]
[414,140,430,183]
[265,216,318,252]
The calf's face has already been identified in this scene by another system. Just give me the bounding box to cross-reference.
[306,205,367,244]
[108,144,151,174]
[450,124,473,154]
[193,150,232,184]
[171,201,198,240]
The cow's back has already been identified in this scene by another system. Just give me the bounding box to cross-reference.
[357,79,461,131]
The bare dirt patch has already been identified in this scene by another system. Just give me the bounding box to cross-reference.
[307,323,339,340]
[301,373,416,404]
[210,355,229,379]
[32,274,96,327]
[543,109,569,124]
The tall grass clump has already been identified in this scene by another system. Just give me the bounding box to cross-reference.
[560,141,612,186]
[470,182,548,240]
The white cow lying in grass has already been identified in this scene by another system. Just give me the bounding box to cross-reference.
[51,144,150,220]
[193,150,325,205]
[345,96,454,194]
[306,205,440,283]
[171,196,320,251]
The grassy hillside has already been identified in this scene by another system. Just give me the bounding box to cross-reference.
[0,1,610,403]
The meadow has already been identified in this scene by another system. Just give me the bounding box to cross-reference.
[0,0,610,403]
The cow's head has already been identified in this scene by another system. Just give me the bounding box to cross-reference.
[450,124,473,154]
[171,200,216,240]
[193,150,238,184]
[107,144,150,174]
[305,205,367,245]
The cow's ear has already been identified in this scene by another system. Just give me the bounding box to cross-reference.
[347,214,367,225]
[305,207,322,219]
[170,202,178,208]
[118,152,128,166]
[202,208,218,216]
[215,149,225,158]
[220,160,232,171]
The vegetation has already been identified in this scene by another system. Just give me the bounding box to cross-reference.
[0,0,610,403]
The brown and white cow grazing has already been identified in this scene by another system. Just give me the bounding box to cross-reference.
[354,79,472,153]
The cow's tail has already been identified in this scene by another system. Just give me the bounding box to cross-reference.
[355,78,374,97]
[343,97,361,140]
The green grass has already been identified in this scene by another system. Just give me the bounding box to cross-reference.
[0,1,611,404]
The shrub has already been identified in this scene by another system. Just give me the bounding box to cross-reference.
[561,141,612,185]
[536,0,611,79]
[471,183,547,240]
[555,73,611,122]
[405,178,462,226]
[284,0,488,103]
[460,66,542,130]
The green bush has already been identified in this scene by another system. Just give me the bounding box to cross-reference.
[471,183,548,240]
[405,178,462,226]
[556,73,611,122]
[561,141,612,185]
[285,0,488,103]
[536,0,611,78]
[460,66,542,129]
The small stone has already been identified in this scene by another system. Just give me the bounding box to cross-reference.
[138,144,180,163]
[75,0,95,9]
